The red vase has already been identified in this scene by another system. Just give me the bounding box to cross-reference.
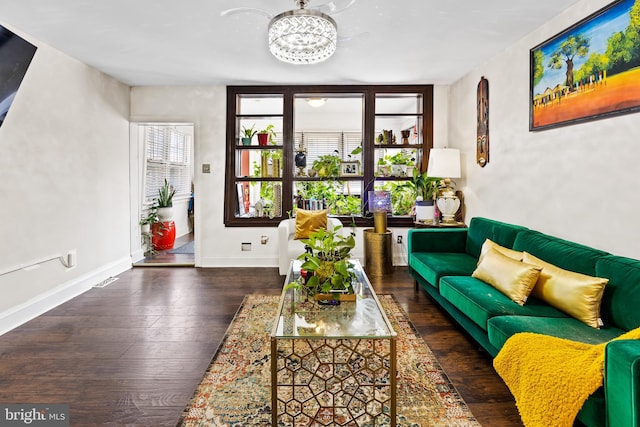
[152,221,176,250]
[257,133,269,146]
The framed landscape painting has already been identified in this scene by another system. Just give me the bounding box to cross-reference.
[530,0,640,131]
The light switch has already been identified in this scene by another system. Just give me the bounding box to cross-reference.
[202,163,211,173]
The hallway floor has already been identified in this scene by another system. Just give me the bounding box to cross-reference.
[134,232,195,267]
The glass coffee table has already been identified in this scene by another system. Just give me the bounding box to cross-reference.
[271,259,397,426]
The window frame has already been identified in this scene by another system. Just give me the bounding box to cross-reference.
[224,85,434,227]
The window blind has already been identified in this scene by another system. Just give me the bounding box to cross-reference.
[294,131,363,167]
[144,126,191,204]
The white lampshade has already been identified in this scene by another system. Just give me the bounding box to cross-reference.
[427,148,461,179]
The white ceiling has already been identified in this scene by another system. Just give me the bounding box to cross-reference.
[0,0,581,87]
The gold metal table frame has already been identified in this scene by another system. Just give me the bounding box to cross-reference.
[271,260,397,426]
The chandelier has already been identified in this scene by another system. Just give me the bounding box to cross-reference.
[268,0,338,64]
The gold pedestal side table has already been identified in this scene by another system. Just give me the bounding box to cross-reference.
[363,228,393,276]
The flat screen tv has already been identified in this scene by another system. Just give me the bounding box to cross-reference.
[0,25,37,128]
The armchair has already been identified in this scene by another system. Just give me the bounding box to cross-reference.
[278,217,343,275]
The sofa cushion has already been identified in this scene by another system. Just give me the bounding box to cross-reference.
[409,252,477,289]
[597,255,640,331]
[439,276,569,331]
[478,238,524,263]
[472,249,541,305]
[487,315,623,351]
[512,230,608,276]
[465,217,528,258]
[523,252,608,328]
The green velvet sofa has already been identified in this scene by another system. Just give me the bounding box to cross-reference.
[408,217,640,427]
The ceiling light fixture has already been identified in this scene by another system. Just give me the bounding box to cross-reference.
[306,97,327,107]
[268,0,338,65]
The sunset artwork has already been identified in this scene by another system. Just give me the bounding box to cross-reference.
[530,0,640,130]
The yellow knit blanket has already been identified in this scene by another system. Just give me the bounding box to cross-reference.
[493,327,640,427]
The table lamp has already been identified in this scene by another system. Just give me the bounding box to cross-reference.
[369,190,391,233]
[427,148,461,223]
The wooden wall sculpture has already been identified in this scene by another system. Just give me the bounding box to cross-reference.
[477,76,489,167]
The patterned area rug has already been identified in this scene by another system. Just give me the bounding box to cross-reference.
[177,294,480,427]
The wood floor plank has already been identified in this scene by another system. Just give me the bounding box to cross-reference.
[0,265,521,426]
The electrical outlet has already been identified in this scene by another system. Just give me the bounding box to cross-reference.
[396,235,403,244]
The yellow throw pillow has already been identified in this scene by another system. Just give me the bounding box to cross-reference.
[478,238,523,264]
[472,248,542,305]
[522,252,608,329]
[294,209,328,240]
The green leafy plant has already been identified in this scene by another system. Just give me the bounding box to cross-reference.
[377,182,415,216]
[259,124,277,144]
[241,124,257,139]
[386,149,415,165]
[139,205,159,226]
[157,179,176,207]
[412,170,441,201]
[312,151,341,177]
[285,226,356,297]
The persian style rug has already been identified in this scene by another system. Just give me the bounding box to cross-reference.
[177,294,479,427]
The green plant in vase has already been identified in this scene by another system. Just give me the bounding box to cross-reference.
[241,124,257,145]
[387,149,416,176]
[258,124,277,146]
[377,154,390,177]
[285,226,356,300]
[312,151,341,177]
[412,170,441,201]
[412,170,442,221]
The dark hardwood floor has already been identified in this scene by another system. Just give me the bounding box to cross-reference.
[0,266,522,426]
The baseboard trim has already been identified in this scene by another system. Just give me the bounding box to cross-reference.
[0,256,132,336]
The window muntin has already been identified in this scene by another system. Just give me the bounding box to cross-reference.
[225,86,433,227]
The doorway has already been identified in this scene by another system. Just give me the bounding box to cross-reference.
[130,122,195,267]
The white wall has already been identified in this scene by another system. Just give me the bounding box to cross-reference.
[0,25,131,333]
[130,86,286,267]
[448,0,639,259]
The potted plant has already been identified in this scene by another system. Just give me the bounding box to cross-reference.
[152,179,177,250]
[285,226,357,303]
[257,124,277,146]
[412,170,441,222]
[139,205,159,233]
[377,155,391,177]
[312,151,341,178]
[156,178,176,221]
[241,124,257,146]
[387,150,415,177]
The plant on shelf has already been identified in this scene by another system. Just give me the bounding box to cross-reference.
[377,154,391,177]
[312,151,341,178]
[258,124,277,145]
[285,226,356,299]
[241,124,257,145]
[334,194,362,216]
[386,149,416,176]
[377,182,414,216]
